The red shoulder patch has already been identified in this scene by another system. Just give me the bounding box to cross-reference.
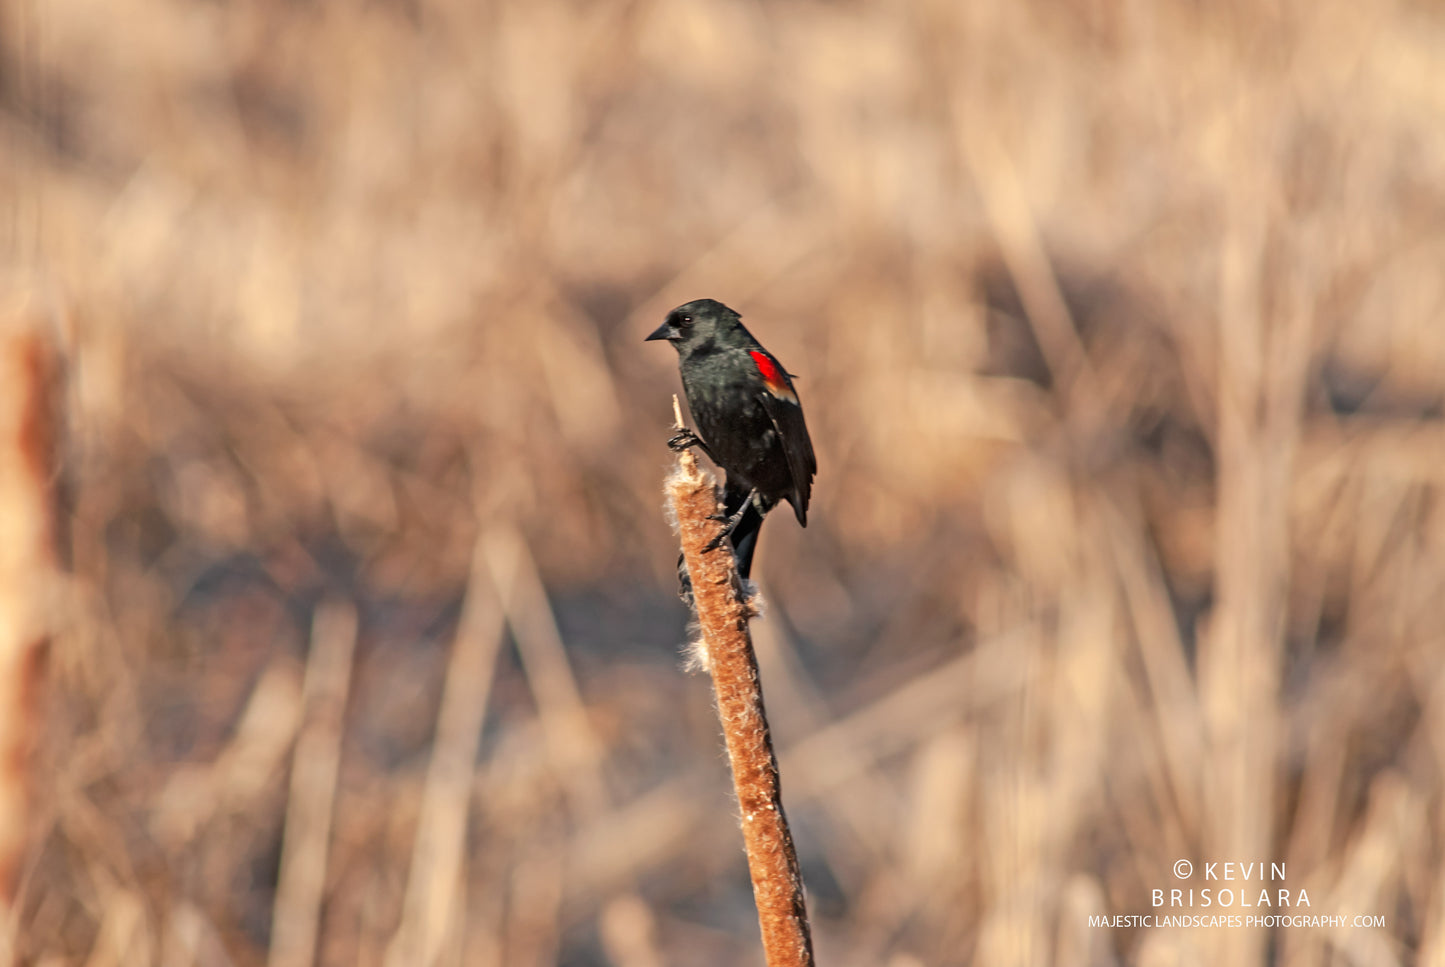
[749,351,782,383]
[750,350,797,402]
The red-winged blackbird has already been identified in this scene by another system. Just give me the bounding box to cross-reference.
[647,298,816,585]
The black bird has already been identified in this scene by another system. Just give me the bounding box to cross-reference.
[646,298,816,584]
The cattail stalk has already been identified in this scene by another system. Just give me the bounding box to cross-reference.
[0,319,59,914]
[664,397,815,967]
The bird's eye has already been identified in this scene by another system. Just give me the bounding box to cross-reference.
[679,315,694,327]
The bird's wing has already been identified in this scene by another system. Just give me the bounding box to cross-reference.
[750,350,817,525]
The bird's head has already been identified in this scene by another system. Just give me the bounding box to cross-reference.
[645,298,740,351]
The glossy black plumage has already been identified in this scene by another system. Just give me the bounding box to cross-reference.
[647,298,817,581]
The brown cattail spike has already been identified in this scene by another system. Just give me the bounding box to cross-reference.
[664,433,814,967]
[0,313,61,912]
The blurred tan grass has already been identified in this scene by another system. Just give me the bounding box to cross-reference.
[3,0,1445,964]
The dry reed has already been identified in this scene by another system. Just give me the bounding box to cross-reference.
[0,309,59,934]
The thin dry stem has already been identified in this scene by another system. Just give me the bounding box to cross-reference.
[269,599,358,967]
[385,525,507,967]
[487,527,609,817]
[665,442,814,967]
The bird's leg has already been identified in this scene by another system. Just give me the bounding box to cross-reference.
[667,426,716,461]
[728,500,766,579]
[704,488,761,552]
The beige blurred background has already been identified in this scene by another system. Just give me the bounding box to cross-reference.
[4,0,1445,964]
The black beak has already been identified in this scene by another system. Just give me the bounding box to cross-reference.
[644,322,672,342]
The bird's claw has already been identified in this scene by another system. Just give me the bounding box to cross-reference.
[702,532,730,554]
[667,428,705,453]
